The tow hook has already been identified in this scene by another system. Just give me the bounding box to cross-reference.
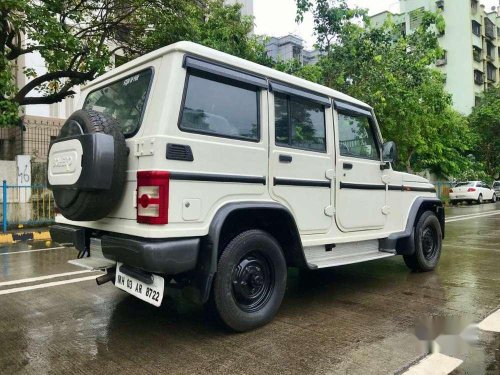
[96,271,115,286]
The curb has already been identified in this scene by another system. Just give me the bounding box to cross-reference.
[0,230,51,244]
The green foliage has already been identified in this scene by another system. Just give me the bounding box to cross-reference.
[273,58,323,83]
[468,86,500,179]
[294,0,476,178]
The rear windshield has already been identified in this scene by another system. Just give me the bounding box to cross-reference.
[454,182,475,187]
[83,68,152,137]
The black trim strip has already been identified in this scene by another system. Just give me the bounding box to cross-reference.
[388,185,436,192]
[170,172,266,185]
[269,81,332,107]
[334,100,372,117]
[274,177,331,187]
[183,56,268,88]
[340,182,385,190]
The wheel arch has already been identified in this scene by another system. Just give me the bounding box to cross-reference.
[195,201,308,304]
[381,197,445,256]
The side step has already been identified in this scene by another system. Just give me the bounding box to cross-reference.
[304,240,395,269]
[68,238,116,271]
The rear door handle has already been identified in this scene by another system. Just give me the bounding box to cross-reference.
[343,162,353,170]
[279,154,293,163]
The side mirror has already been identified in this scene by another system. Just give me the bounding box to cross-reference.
[382,141,397,164]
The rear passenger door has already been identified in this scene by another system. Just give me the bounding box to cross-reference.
[334,101,387,232]
[269,82,333,234]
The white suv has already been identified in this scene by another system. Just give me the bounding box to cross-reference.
[48,42,444,332]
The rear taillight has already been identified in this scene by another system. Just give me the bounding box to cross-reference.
[136,171,170,224]
[467,188,476,192]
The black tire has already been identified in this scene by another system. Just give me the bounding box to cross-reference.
[403,211,442,272]
[450,200,458,206]
[211,229,287,332]
[52,110,127,221]
[491,194,497,203]
[477,194,483,204]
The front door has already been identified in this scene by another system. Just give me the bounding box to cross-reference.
[268,84,333,234]
[334,102,387,232]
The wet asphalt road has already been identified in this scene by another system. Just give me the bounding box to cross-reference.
[0,203,499,375]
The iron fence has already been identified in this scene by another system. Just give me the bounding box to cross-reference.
[1,181,55,232]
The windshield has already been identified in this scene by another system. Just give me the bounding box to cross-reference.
[83,68,152,137]
[454,182,475,187]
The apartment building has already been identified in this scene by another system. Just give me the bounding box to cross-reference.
[371,0,500,115]
[265,34,322,65]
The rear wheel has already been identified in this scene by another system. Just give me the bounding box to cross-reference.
[403,211,442,272]
[211,230,287,332]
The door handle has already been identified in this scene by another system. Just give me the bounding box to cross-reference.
[279,154,293,163]
[343,162,353,170]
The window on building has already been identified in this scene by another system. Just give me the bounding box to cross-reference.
[474,69,484,85]
[409,8,425,30]
[473,46,482,62]
[486,41,495,60]
[472,21,481,37]
[485,18,495,39]
[486,63,496,82]
[179,73,260,141]
[475,96,481,106]
[471,0,478,14]
[399,22,407,37]
[275,94,326,152]
[338,114,379,160]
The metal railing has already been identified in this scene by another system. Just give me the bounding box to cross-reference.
[1,181,55,232]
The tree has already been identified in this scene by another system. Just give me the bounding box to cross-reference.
[295,0,475,177]
[468,86,500,178]
[0,0,269,128]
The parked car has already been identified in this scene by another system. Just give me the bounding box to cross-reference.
[493,181,500,195]
[449,181,497,205]
[48,42,444,332]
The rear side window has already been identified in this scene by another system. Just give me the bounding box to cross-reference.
[338,113,379,160]
[83,69,152,137]
[274,93,326,152]
[179,73,259,141]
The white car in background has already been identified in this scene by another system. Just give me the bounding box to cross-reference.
[449,181,497,205]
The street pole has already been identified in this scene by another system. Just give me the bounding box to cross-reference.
[2,180,7,233]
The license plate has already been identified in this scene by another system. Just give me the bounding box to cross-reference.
[115,263,164,307]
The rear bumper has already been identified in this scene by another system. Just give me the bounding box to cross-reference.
[449,192,477,201]
[50,224,200,275]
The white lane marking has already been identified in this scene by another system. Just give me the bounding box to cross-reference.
[0,270,97,287]
[446,211,500,223]
[0,275,99,295]
[0,246,65,256]
[477,309,500,333]
[402,353,462,375]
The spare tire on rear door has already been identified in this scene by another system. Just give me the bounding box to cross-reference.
[47,109,128,221]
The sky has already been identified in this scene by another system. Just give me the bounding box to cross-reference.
[254,0,499,48]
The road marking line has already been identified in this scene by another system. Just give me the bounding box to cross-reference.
[0,275,99,295]
[477,309,500,333]
[0,246,65,256]
[401,353,462,375]
[446,211,500,223]
[0,270,97,287]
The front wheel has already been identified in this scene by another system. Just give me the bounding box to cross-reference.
[477,194,483,204]
[491,194,497,203]
[403,211,442,272]
[211,230,287,332]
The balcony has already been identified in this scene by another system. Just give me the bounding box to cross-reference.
[485,18,495,39]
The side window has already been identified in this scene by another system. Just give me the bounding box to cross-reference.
[274,93,326,152]
[338,113,380,160]
[179,73,259,141]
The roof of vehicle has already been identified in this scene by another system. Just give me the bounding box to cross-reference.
[83,41,371,110]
